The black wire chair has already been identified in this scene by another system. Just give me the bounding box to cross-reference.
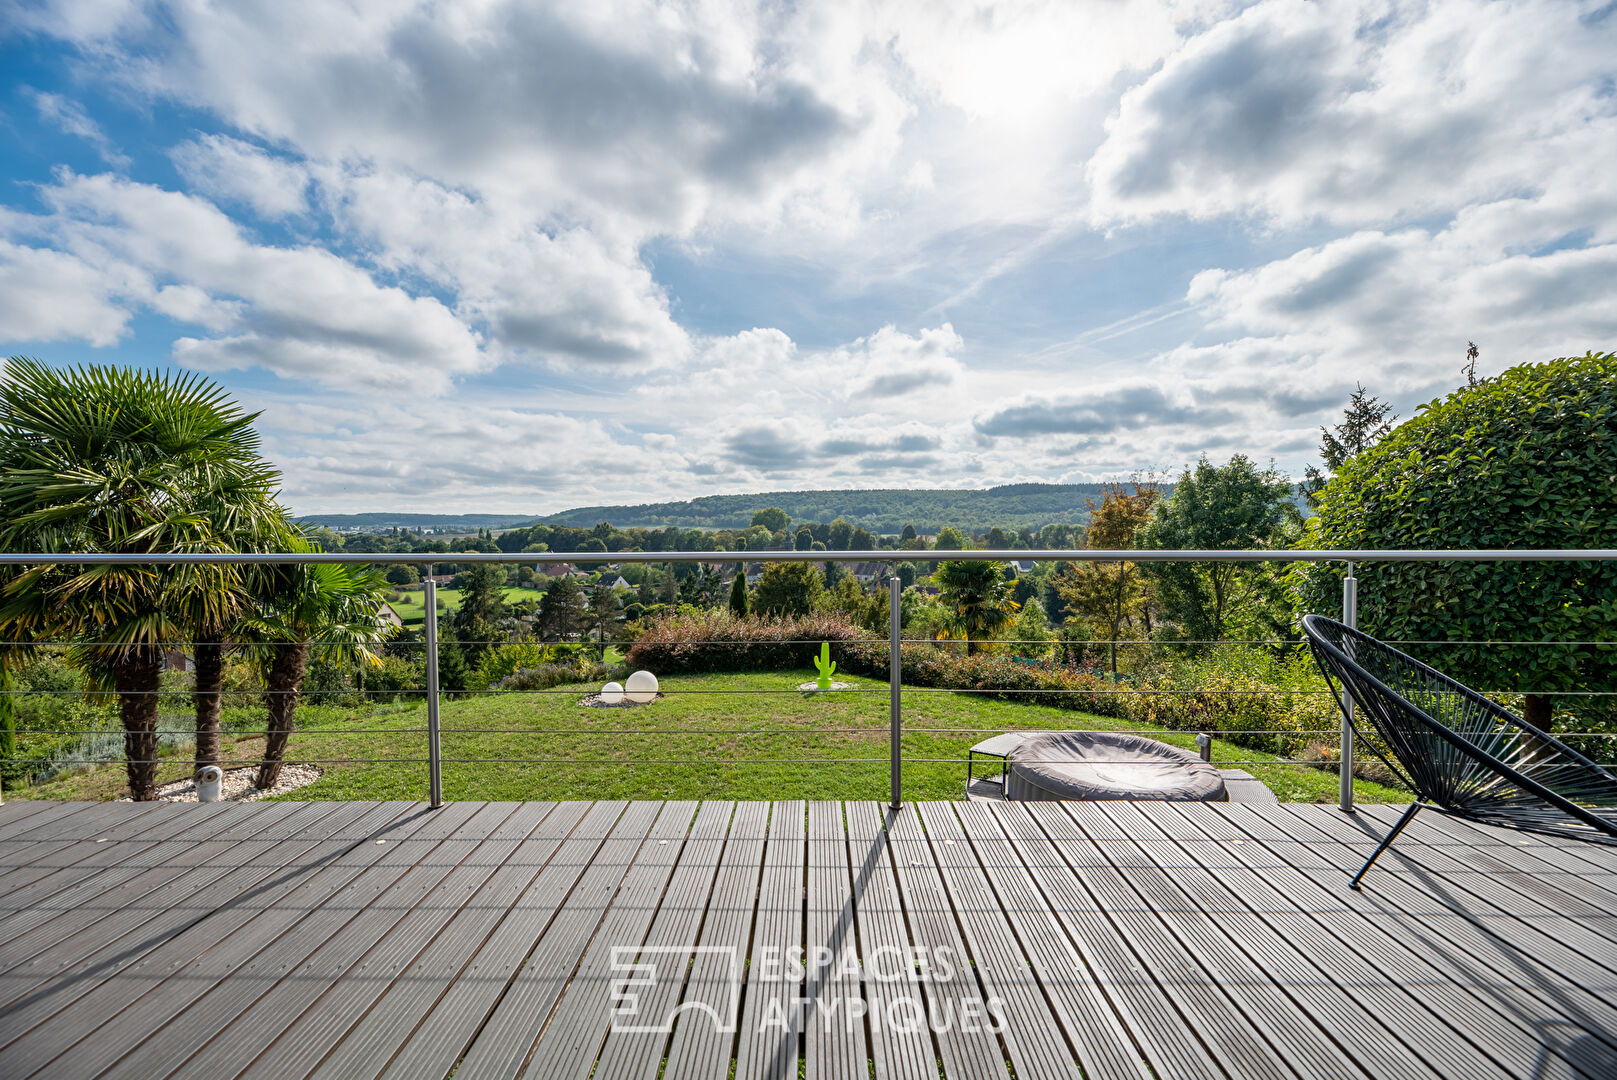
[1301,614,1617,888]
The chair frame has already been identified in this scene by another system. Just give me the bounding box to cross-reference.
[1301,614,1617,888]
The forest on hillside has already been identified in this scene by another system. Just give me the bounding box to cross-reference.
[536,484,1122,532]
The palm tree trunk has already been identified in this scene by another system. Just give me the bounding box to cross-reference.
[116,649,164,801]
[193,641,224,776]
[256,643,307,790]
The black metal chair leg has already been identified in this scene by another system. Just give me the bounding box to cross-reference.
[1350,801,1422,890]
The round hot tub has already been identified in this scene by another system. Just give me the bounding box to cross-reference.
[1005,731,1227,802]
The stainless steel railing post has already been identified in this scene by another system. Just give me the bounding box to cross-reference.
[889,574,902,810]
[423,575,443,809]
[1339,562,1357,812]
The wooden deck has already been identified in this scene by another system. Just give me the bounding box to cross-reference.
[2,799,1616,1080]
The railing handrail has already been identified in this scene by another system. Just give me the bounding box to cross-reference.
[1,548,1615,566]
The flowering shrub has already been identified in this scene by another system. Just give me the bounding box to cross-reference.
[624,610,868,674]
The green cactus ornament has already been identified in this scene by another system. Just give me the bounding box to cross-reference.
[813,642,837,690]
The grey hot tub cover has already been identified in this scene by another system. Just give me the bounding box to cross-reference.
[1005,731,1227,802]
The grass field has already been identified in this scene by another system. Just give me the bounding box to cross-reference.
[387,585,547,627]
[18,670,1408,804]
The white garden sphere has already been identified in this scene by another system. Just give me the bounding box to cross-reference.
[600,681,624,705]
[625,670,659,704]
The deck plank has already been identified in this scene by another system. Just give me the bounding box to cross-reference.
[843,802,934,1080]
[0,802,420,1078]
[733,801,807,1080]
[441,800,665,1080]
[590,801,735,1080]
[885,803,1010,1080]
[1,799,1616,1080]
[660,801,770,1080]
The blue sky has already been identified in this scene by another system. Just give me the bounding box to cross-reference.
[2,0,1615,514]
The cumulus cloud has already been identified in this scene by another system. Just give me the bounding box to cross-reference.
[974,384,1216,438]
[171,134,309,219]
[6,172,484,392]
[1089,0,1617,227]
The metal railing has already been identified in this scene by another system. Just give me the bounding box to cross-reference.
[1,547,1613,812]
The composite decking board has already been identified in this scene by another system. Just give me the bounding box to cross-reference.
[590,800,737,1080]
[733,801,808,1080]
[953,799,1159,1080]
[1229,809,1617,1080]
[1023,799,1302,1080]
[158,803,533,1080]
[1405,807,1617,876]
[801,801,870,1080]
[300,800,596,1080]
[883,803,1011,1080]
[1354,802,1617,915]
[0,804,317,990]
[230,801,562,1080]
[661,801,771,1080]
[521,800,713,1080]
[0,804,304,1007]
[985,801,1224,1080]
[914,801,1082,1080]
[1238,804,1617,1063]
[5,801,1617,1080]
[840,802,934,1080]
[0,802,168,875]
[430,800,665,1080]
[0,802,246,918]
[515,800,704,1080]
[0,800,73,832]
[80,800,495,1080]
[0,803,292,971]
[1267,802,1617,994]
[0,802,265,897]
[1102,800,1491,1080]
[1167,803,1601,1080]
[0,801,422,1077]
[359,800,634,1080]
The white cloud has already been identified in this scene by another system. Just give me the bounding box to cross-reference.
[171,134,309,219]
[1089,0,1617,228]
[28,89,131,166]
[0,240,139,346]
[6,172,484,392]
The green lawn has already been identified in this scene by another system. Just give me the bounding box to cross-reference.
[19,670,1409,804]
[388,585,547,627]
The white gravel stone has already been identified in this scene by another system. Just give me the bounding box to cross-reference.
[122,764,324,803]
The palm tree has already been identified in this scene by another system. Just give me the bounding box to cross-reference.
[242,542,392,790]
[932,560,1020,656]
[0,359,280,799]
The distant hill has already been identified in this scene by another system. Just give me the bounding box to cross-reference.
[537,485,1115,533]
[297,512,539,531]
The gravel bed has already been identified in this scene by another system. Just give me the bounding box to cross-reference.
[579,692,664,708]
[121,763,324,803]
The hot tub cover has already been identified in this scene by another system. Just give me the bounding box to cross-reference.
[1005,731,1227,802]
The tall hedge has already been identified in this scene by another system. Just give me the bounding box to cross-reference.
[1295,352,1617,728]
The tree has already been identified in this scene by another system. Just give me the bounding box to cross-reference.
[933,526,967,550]
[1053,478,1161,674]
[901,524,917,542]
[823,560,845,589]
[827,518,854,550]
[1301,384,1398,508]
[587,580,621,659]
[1137,455,1295,643]
[540,576,587,641]
[753,561,824,617]
[728,571,749,616]
[793,526,815,551]
[0,360,282,799]
[751,507,790,533]
[932,560,1019,655]
[242,542,392,789]
[385,564,421,585]
[1297,352,1617,733]
[452,564,507,658]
